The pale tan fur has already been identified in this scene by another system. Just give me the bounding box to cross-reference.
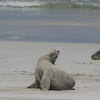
[28,50,75,91]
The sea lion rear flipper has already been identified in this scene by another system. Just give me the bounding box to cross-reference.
[27,81,38,88]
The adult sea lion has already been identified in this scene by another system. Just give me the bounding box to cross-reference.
[28,50,75,91]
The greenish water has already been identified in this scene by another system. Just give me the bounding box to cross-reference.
[0,0,100,9]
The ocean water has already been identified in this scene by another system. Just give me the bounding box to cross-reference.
[0,0,100,43]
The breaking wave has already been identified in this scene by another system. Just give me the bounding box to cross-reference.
[0,0,100,9]
[0,0,44,7]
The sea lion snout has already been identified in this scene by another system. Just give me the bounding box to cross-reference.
[57,50,60,53]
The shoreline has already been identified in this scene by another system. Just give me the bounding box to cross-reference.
[0,40,100,44]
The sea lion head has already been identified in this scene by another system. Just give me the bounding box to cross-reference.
[46,49,60,64]
[91,50,100,60]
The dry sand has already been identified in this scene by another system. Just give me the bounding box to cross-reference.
[0,41,100,100]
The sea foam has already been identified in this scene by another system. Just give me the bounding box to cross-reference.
[0,0,100,9]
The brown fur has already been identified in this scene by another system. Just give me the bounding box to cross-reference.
[91,50,100,60]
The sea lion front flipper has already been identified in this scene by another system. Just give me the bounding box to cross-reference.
[40,71,50,91]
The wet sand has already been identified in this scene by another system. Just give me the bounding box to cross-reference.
[0,8,100,43]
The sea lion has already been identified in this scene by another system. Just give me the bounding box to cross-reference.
[28,50,75,91]
[91,50,100,60]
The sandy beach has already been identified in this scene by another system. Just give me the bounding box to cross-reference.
[0,41,100,100]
